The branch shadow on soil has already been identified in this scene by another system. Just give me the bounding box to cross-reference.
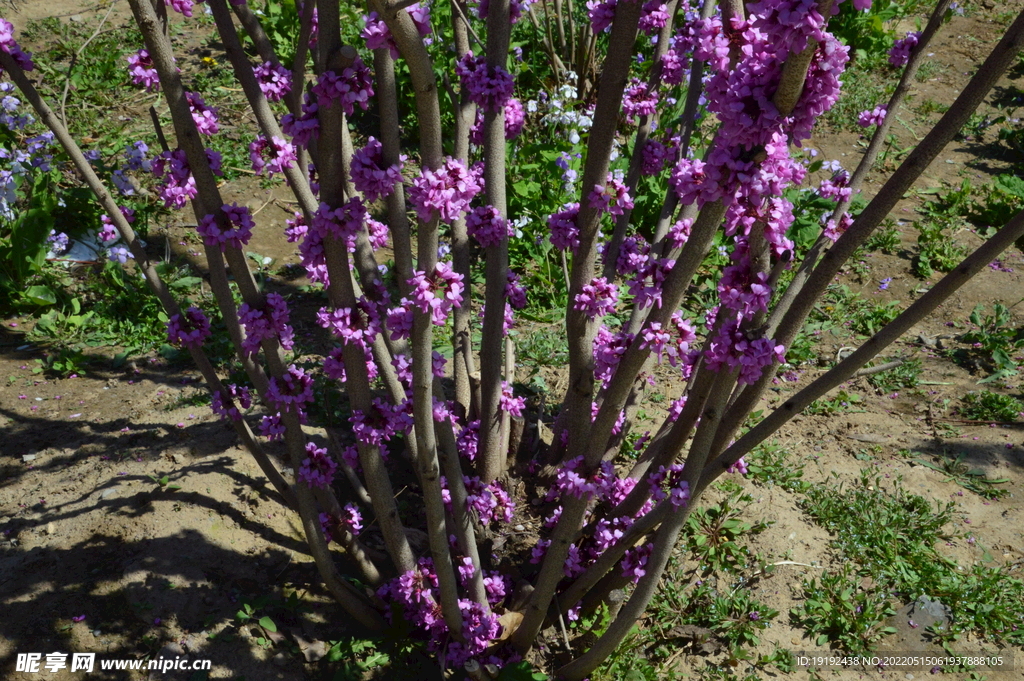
[0,529,397,681]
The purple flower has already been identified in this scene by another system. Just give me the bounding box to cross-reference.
[889,31,920,67]
[466,205,513,248]
[210,384,251,421]
[298,442,337,488]
[108,246,134,264]
[588,171,634,216]
[587,0,616,33]
[407,262,465,326]
[879,277,892,290]
[198,203,254,251]
[573,277,618,319]
[468,97,526,144]
[253,61,291,102]
[166,307,212,349]
[858,105,887,128]
[407,158,483,223]
[265,365,314,413]
[249,135,296,177]
[548,203,580,252]
[456,52,514,112]
[185,91,218,135]
[350,137,405,203]
[127,49,159,91]
[312,59,374,116]
[238,292,295,357]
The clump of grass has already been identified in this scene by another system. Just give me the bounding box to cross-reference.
[746,441,809,492]
[863,219,901,253]
[806,389,862,416]
[913,221,967,278]
[685,491,771,574]
[798,471,1024,649]
[959,391,1024,422]
[791,564,898,653]
[867,357,922,392]
[850,301,901,336]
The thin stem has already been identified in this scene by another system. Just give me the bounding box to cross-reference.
[513,0,644,653]
[477,0,514,483]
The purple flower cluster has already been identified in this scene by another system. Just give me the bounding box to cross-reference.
[704,319,786,385]
[298,442,338,488]
[500,381,525,417]
[311,198,366,250]
[312,59,374,116]
[889,31,920,67]
[639,0,669,36]
[466,205,513,248]
[320,504,363,543]
[477,0,534,23]
[238,292,295,357]
[151,148,222,209]
[361,4,432,59]
[407,157,483,223]
[377,559,502,666]
[444,475,515,525]
[317,299,381,351]
[622,79,658,124]
[728,457,749,475]
[858,105,887,128]
[281,93,320,147]
[249,135,297,177]
[265,364,314,413]
[127,49,159,91]
[166,0,198,17]
[574,277,618,320]
[407,262,465,325]
[350,137,404,203]
[211,383,251,422]
[469,98,526,144]
[351,397,412,446]
[197,203,254,251]
[588,171,634,216]
[586,0,616,33]
[456,53,514,113]
[253,61,291,102]
[186,91,218,135]
[548,203,580,251]
[188,92,220,136]
[166,306,211,349]
[0,19,33,72]
[641,138,674,176]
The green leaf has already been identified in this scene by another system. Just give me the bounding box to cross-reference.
[170,277,202,289]
[259,616,277,632]
[23,285,57,306]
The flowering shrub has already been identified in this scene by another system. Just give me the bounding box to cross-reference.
[2,0,1023,678]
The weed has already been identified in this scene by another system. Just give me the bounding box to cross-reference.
[915,98,949,116]
[33,347,88,378]
[745,441,809,492]
[801,471,955,583]
[517,325,569,371]
[959,391,1024,422]
[147,474,182,492]
[806,390,863,416]
[863,219,901,253]
[850,301,901,336]
[911,452,1010,499]
[913,221,966,278]
[957,303,1024,381]
[685,491,771,573]
[867,357,922,392]
[791,564,898,652]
